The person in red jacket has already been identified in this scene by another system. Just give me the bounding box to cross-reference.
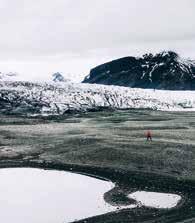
[146,130,152,141]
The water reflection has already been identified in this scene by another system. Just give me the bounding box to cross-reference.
[0,168,119,223]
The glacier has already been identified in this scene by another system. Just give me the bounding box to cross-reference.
[0,81,195,116]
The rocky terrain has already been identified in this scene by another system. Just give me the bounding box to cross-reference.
[83,51,195,90]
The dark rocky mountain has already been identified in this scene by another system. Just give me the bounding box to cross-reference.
[52,72,67,82]
[83,51,195,90]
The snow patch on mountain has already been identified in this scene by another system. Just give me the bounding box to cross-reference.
[0,72,19,81]
[83,51,195,90]
[0,81,195,116]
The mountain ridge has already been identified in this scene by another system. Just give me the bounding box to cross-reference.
[83,51,195,90]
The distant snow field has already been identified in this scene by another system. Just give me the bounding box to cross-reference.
[0,81,195,115]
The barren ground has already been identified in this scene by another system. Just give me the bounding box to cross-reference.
[1,109,195,222]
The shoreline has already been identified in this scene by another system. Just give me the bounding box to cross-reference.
[0,159,194,223]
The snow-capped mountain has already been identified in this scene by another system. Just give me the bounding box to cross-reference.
[0,72,19,81]
[0,81,195,116]
[83,51,195,90]
[52,72,70,82]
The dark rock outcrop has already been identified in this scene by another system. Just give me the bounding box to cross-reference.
[52,72,66,82]
[83,51,195,90]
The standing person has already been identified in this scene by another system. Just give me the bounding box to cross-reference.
[146,130,152,141]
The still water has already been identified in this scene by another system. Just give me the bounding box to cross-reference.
[0,168,120,223]
[0,168,182,223]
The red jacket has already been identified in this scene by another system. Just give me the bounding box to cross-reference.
[146,131,152,137]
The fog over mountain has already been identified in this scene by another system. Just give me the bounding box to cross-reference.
[0,0,195,81]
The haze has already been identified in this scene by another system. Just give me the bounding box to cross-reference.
[0,0,194,82]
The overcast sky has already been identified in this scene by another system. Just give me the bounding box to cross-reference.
[0,0,195,81]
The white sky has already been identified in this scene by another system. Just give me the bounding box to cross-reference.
[0,0,195,82]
